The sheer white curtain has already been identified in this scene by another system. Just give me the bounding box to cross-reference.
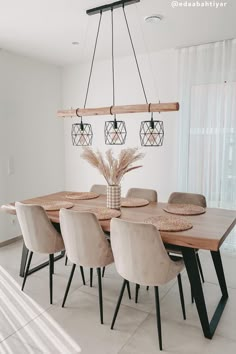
[178,39,236,209]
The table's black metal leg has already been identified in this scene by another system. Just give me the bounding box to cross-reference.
[182,247,229,339]
[182,247,211,338]
[20,241,29,277]
[209,251,229,334]
[211,251,228,297]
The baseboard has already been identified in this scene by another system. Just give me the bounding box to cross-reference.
[0,235,23,248]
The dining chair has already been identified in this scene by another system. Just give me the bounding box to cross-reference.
[168,192,207,208]
[59,208,116,324]
[90,184,110,279]
[167,192,207,302]
[110,218,186,351]
[65,184,107,270]
[15,202,67,304]
[90,184,107,195]
[126,187,158,202]
[126,187,158,302]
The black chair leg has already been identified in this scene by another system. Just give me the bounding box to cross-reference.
[102,266,106,278]
[127,281,131,300]
[62,264,76,307]
[191,286,194,304]
[90,268,93,287]
[80,266,86,285]
[154,286,162,351]
[49,254,54,304]
[177,274,186,320]
[135,284,140,303]
[21,251,33,291]
[111,279,127,330]
[97,268,103,324]
[146,286,149,291]
[52,253,54,274]
[65,255,68,266]
[196,252,205,283]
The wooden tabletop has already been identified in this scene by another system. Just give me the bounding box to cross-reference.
[1,191,236,252]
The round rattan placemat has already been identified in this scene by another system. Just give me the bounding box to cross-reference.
[121,198,149,208]
[73,206,121,220]
[163,203,206,216]
[25,201,74,211]
[66,192,99,200]
[144,215,193,232]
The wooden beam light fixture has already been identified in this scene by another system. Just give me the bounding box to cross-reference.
[58,0,179,146]
[58,102,179,118]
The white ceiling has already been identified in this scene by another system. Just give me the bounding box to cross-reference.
[0,0,235,66]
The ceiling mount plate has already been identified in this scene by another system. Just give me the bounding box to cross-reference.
[86,0,140,16]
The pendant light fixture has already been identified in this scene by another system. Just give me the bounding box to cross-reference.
[58,0,179,146]
[104,8,127,145]
[71,109,93,146]
[71,10,103,146]
[140,112,164,147]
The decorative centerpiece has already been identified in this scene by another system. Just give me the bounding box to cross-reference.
[81,147,144,209]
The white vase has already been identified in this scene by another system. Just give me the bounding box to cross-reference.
[107,185,121,209]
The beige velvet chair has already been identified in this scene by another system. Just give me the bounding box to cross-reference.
[168,192,207,208]
[110,218,186,351]
[59,208,114,324]
[167,192,207,302]
[90,184,110,279]
[126,187,158,202]
[15,202,65,304]
[90,184,107,195]
[126,187,158,301]
[167,192,206,280]
[65,184,107,270]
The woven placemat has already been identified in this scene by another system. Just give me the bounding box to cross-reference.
[73,206,121,220]
[144,215,193,232]
[66,192,99,200]
[163,203,206,216]
[24,201,74,211]
[121,198,149,208]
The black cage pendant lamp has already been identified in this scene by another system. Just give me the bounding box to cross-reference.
[140,111,164,147]
[71,109,93,146]
[104,116,127,145]
[104,8,127,145]
[121,3,164,147]
[71,8,104,146]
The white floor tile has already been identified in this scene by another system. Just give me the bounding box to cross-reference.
[9,290,148,354]
[0,335,44,354]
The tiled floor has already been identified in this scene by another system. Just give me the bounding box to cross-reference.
[0,239,236,353]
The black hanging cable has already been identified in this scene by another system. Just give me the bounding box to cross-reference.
[111,9,115,110]
[111,8,118,129]
[123,5,148,104]
[83,11,103,109]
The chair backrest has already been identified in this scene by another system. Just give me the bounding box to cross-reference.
[111,218,183,286]
[168,192,207,207]
[59,209,113,268]
[126,188,158,202]
[15,202,64,254]
[90,184,107,195]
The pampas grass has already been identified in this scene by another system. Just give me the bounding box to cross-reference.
[81,147,144,185]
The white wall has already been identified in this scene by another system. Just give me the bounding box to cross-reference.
[62,49,179,201]
[0,50,64,242]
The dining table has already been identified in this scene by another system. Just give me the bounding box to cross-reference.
[1,191,236,340]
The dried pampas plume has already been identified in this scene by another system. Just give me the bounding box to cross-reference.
[81,147,144,185]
